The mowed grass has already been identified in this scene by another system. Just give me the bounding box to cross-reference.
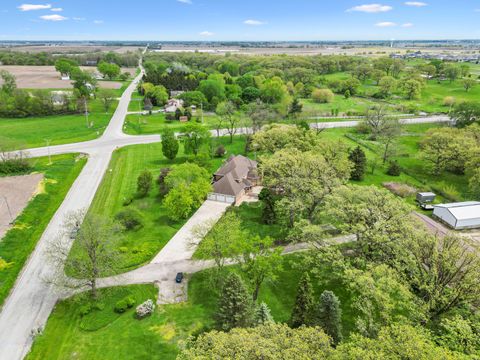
[0,98,118,149]
[124,112,225,135]
[0,153,86,307]
[71,136,250,275]
[319,68,480,114]
[29,253,359,360]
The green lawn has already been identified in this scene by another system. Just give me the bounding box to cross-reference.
[28,253,359,360]
[0,98,118,149]
[0,153,86,307]
[123,112,225,135]
[69,136,250,275]
[301,96,394,118]
[319,69,480,114]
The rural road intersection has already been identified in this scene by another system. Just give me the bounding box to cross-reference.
[0,65,452,359]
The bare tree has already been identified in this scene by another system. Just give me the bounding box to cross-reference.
[247,100,276,134]
[44,210,120,299]
[378,118,402,164]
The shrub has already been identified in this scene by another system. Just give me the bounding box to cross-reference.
[356,122,371,134]
[311,88,334,103]
[137,170,153,197]
[114,299,128,313]
[215,145,226,158]
[386,161,401,176]
[79,304,92,316]
[443,96,456,107]
[126,297,136,308]
[0,158,31,175]
[122,196,133,206]
[115,208,144,230]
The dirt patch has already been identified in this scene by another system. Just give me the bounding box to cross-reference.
[0,173,44,240]
[383,182,417,198]
[0,65,136,89]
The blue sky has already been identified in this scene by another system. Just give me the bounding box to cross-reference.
[1,1,479,41]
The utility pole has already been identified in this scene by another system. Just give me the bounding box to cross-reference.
[84,97,89,128]
[2,195,13,224]
[201,102,204,123]
[45,139,52,165]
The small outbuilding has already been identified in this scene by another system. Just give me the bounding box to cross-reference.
[433,201,480,230]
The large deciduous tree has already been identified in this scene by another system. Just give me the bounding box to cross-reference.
[46,212,119,299]
[161,129,179,161]
[178,323,332,360]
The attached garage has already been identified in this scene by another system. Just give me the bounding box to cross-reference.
[433,201,480,230]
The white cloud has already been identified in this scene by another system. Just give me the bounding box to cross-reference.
[40,14,67,21]
[94,20,104,24]
[177,0,192,4]
[401,22,414,27]
[404,2,427,7]
[73,17,85,21]
[244,19,266,26]
[51,7,63,12]
[347,4,392,13]
[199,31,214,37]
[18,4,51,11]
[375,21,397,27]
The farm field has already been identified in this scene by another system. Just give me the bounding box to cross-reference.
[0,66,136,89]
[0,173,44,239]
[0,153,86,307]
[71,136,249,275]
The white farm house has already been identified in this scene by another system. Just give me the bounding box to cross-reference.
[433,201,480,230]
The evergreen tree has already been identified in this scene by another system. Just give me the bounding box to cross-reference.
[175,107,183,120]
[289,98,303,118]
[315,290,343,345]
[215,273,253,331]
[161,129,179,161]
[254,302,274,326]
[289,273,314,328]
[349,146,367,181]
[258,188,276,224]
[387,160,401,176]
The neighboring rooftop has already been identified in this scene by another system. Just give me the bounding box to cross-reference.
[434,201,480,220]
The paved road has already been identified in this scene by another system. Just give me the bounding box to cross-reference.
[0,68,146,360]
[0,65,452,360]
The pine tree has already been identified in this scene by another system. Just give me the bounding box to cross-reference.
[215,273,253,331]
[315,290,343,345]
[349,146,367,181]
[161,129,179,161]
[289,273,314,328]
[289,98,303,118]
[254,302,274,325]
[387,160,401,176]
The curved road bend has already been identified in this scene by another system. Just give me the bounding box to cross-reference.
[0,68,452,360]
[0,69,150,360]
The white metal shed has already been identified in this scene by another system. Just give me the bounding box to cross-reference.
[433,201,480,230]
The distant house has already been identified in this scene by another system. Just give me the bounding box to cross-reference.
[208,155,260,204]
[170,90,185,97]
[85,60,98,66]
[165,99,184,113]
[433,201,480,230]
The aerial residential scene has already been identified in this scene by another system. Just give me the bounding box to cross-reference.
[1,0,480,359]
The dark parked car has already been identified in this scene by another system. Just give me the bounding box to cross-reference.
[175,272,184,283]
